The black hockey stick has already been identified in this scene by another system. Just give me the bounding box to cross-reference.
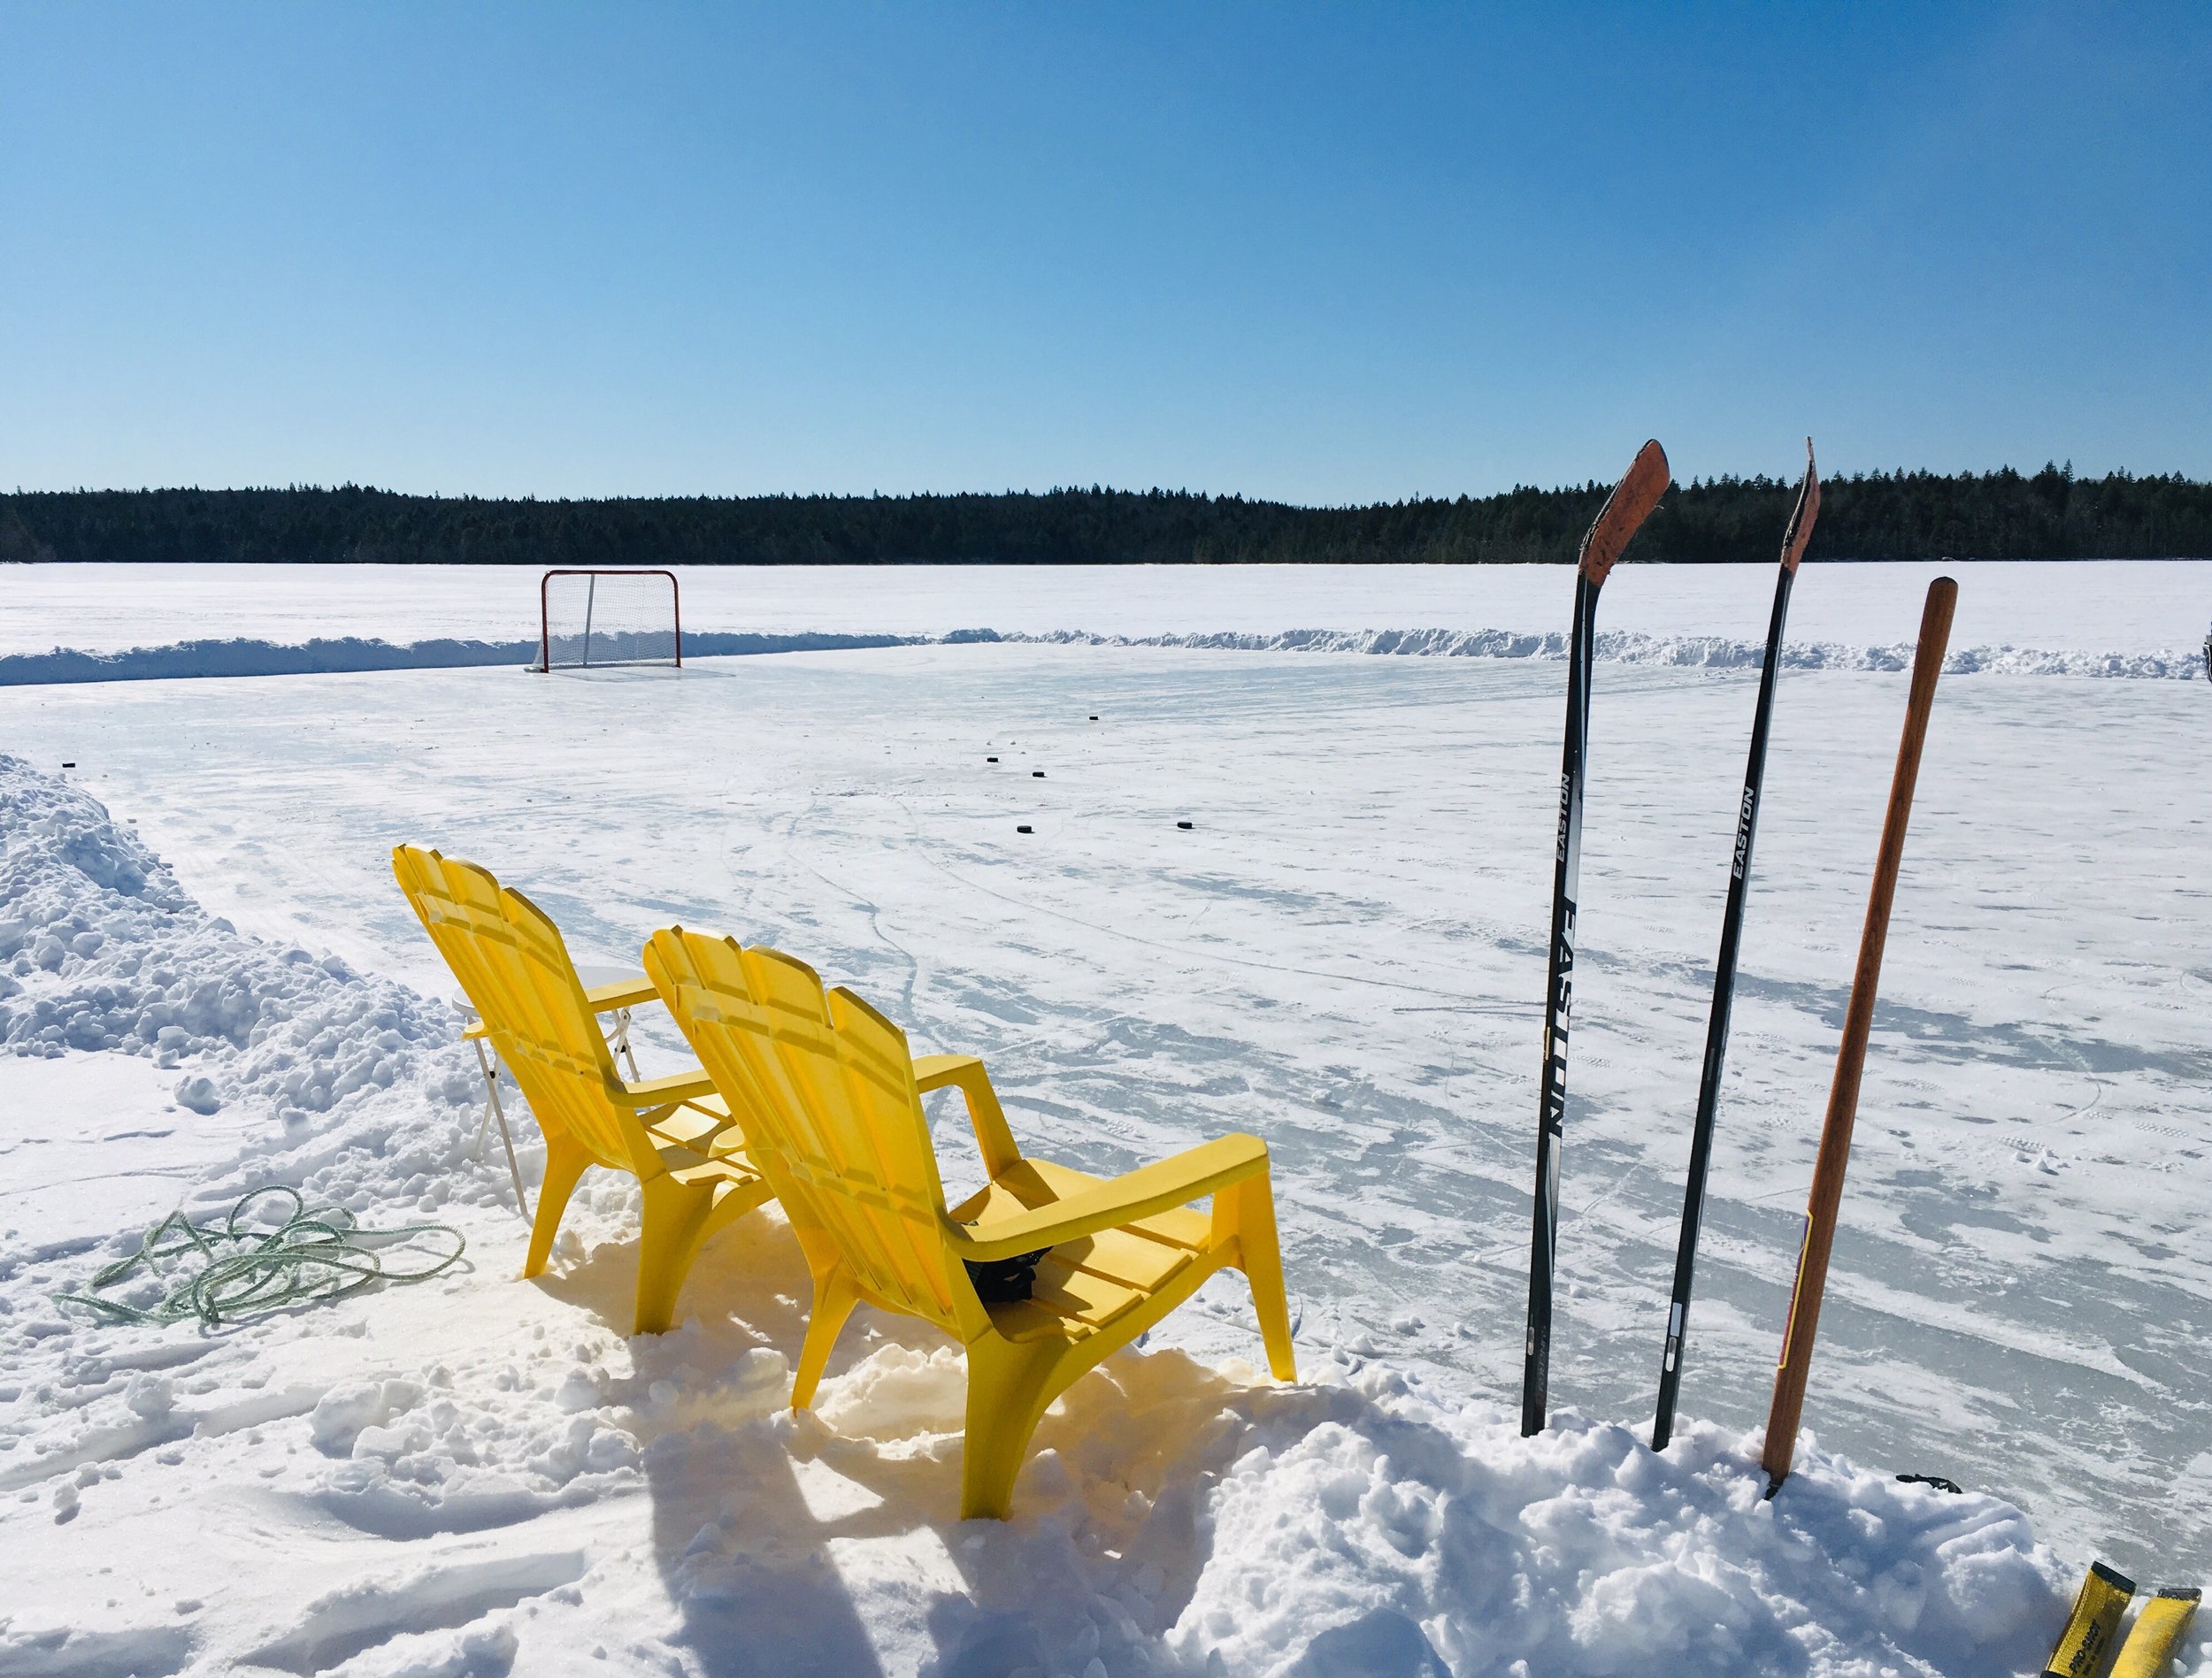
[1650,439,1820,1451]
[1520,438,1671,1437]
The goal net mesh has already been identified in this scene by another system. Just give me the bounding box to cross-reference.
[538,571,680,670]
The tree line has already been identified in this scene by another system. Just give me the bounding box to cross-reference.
[3,464,2206,566]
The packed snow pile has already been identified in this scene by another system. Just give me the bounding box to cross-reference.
[0,631,922,686]
[0,755,514,1251]
[4,624,2203,686]
[0,755,460,1126]
[0,754,2193,1675]
[1003,624,2209,679]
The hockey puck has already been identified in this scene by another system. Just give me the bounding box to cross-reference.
[1177,821,1193,830]
[1032,770,1045,778]
[987,755,999,762]
[1016,824,1033,834]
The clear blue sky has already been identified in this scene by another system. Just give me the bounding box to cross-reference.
[4,3,2206,502]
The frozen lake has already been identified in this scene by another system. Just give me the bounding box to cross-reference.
[6,557,2212,660]
[4,619,2207,1596]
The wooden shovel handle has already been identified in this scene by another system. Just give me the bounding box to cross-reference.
[1762,575,1956,1490]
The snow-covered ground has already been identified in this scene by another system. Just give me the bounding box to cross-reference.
[4,561,2208,682]
[2,561,2208,1675]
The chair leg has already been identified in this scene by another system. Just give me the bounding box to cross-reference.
[958,1340,1064,1521]
[524,1135,594,1280]
[632,1181,718,1336]
[483,1077,532,1223]
[471,1039,500,1160]
[1220,1172,1298,1382]
[790,1270,860,1410]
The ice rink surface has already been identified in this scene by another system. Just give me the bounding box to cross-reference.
[6,631,2208,1559]
[3,560,2208,1673]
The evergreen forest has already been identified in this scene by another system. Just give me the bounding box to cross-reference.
[4,464,2207,567]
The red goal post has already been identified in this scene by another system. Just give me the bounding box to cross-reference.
[534,570,683,671]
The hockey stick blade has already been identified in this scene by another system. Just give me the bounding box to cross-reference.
[1578,440,1671,586]
[1780,438,1820,574]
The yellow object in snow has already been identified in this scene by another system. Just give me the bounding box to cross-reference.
[2044,1560,2135,1678]
[2111,1589,2200,1678]
[644,925,1298,1520]
[393,847,772,1334]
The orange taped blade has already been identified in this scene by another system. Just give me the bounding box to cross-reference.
[1781,437,1821,574]
[1578,440,1671,585]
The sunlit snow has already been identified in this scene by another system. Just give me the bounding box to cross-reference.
[1,562,2207,1675]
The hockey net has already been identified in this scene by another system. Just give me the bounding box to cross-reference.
[535,570,682,670]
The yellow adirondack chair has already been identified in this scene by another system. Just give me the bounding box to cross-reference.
[392,847,773,1334]
[643,925,1297,1519]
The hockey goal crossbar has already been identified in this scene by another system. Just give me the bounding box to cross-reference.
[534,569,683,672]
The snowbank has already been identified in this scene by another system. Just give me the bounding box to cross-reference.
[580,1340,2078,1677]
[0,755,459,1126]
[0,631,919,686]
[2,624,2200,686]
[1007,624,2210,679]
[0,756,2181,1675]
[0,754,514,1267]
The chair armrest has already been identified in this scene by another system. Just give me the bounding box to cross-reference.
[584,974,658,1014]
[462,1019,489,1042]
[949,1134,1270,1261]
[608,1069,716,1110]
[912,1054,1021,1178]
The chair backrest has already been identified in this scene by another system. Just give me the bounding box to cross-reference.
[646,926,988,1340]
[393,845,653,1176]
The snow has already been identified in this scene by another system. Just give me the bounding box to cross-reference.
[0,1052,259,1257]
[4,561,2208,683]
[0,758,453,1120]
[2,558,2208,1675]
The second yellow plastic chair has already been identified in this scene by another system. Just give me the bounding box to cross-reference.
[643,925,1297,1519]
[393,847,773,1334]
